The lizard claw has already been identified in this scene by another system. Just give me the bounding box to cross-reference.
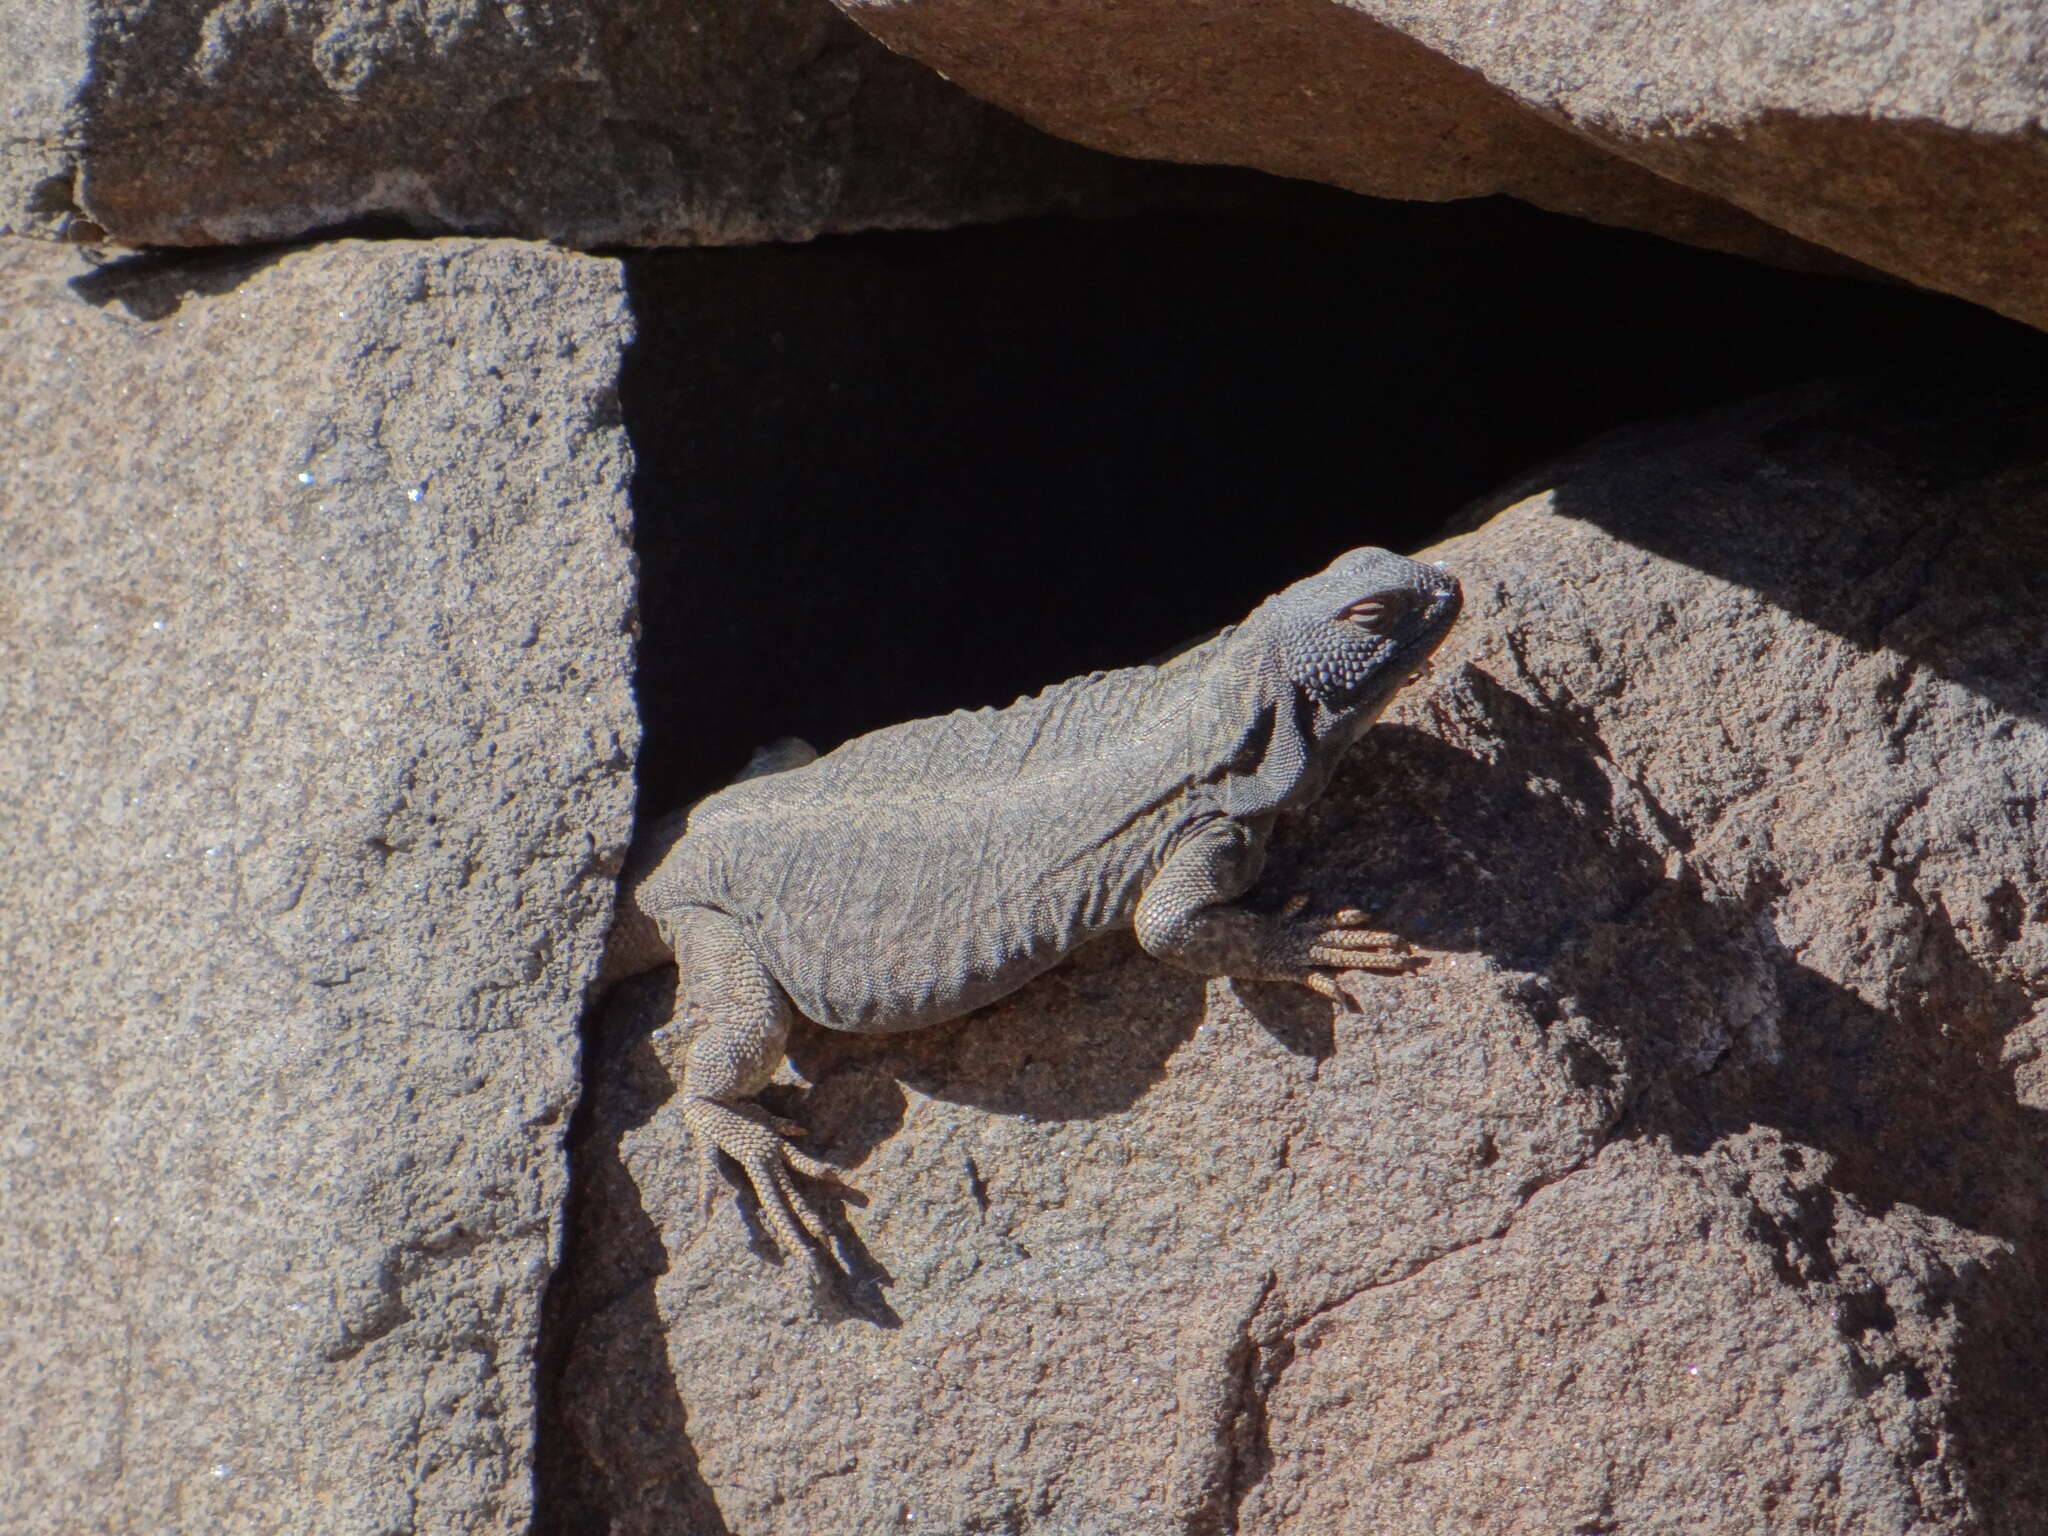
[684,1097,846,1260]
[1304,970,1348,1002]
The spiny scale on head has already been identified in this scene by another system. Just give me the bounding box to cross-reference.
[1266,546,1462,715]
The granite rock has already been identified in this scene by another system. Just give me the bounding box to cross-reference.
[829,0,2048,330]
[0,238,638,1533]
[0,0,1197,248]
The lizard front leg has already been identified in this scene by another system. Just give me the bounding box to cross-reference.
[667,906,840,1259]
[1134,817,1413,1000]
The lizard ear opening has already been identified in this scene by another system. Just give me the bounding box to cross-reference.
[1336,591,1413,634]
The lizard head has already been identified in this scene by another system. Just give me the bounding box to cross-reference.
[1254,546,1462,735]
[1209,547,1460,820]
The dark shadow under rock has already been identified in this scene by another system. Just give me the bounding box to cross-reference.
[618,192,2026,813]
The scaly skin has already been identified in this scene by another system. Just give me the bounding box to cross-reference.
[611,548,1462,1262]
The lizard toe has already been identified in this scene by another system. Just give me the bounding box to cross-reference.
[1261,908,1411,979]
[683,1096,847,1259]
[1313,925,1407,953]
[778,1141,842,1185]
[769,1162,839,1250]
[744,1153,833,1257]
[1307,942,1421,972]
[1311,950,1421,974]
[1304,970,1347,1002]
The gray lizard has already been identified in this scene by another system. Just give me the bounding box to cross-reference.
[606,547,1462,1256]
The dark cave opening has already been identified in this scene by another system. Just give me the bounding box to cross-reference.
[615,177,2027,813]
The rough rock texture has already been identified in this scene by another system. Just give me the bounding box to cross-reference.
[0,0,1216,248]
[829,0,2048,331]
[544,379,2048,1534]
[0,239,638,1533]
[0,0,84,239]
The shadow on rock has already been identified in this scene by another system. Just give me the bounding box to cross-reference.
[1298,661,2048,1528]
[65,218,428,320]
[532,973,734,1536]
[1500,375,2048,728]
[785,945,1211,1128]
[1506,377,2048,1525]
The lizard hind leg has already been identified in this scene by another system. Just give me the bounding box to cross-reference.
[671,907,840,1260]
[734,736,818,782]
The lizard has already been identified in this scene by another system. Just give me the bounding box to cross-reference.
[604,546,1463,1259]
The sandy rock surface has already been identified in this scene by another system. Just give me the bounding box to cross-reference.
[0,0,1201,248]
[0,238,638,1534]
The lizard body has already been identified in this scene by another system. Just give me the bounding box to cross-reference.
[610,547,1461,1256]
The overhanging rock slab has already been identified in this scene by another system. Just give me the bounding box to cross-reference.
[0,0,1206,248]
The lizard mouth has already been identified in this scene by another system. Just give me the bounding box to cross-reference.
[1401,576,1463,679]
[1414,574,1462,634]
[1428,575,1463,628]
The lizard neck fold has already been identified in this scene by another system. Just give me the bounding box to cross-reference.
[1205,646,1330,822]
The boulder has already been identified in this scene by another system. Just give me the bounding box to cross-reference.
[546,377,2048,1533]
[826,0,2048,331]
[0,0,1204,248]
[0,239,638,1533]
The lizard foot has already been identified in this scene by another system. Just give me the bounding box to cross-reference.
[683,1096,845,1260]
[1272,896,1418,999]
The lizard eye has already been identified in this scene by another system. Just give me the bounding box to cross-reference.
[1338,592,1412,634]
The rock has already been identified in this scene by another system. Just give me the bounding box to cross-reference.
[0,0,1218,248]
[0,239,638,1532]
[1247,1132,1989,1531]
[826,0,2048,331]
[0,0,85,241]
[545,377,2048,1533]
